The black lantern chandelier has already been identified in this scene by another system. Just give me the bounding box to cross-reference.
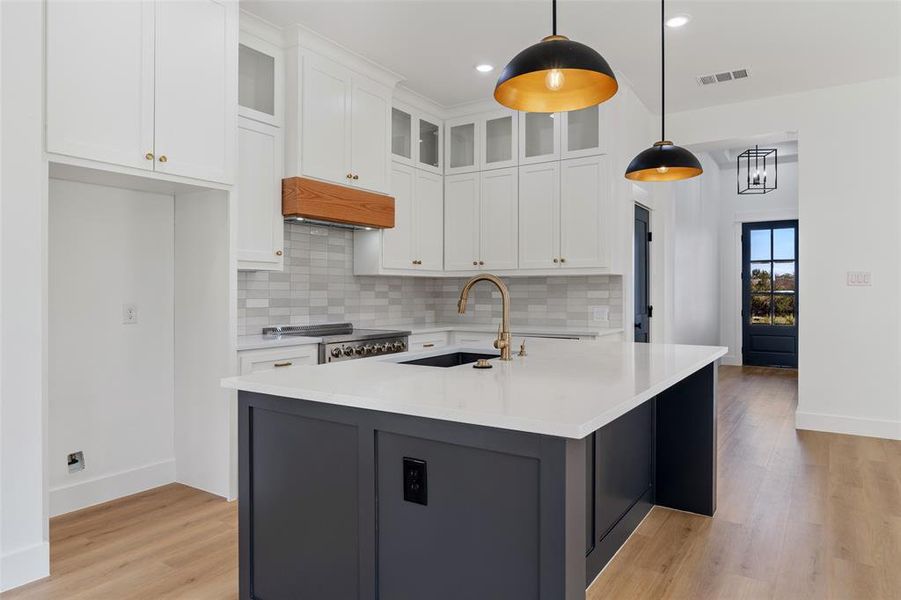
[494,0,618,112]
[737,145,777,194]
[625,0,703,182]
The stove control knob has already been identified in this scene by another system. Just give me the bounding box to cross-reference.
[353,346,364,356]
[330,347,342,358]
[362,344,374,355]
[394,341,406,351]
[343,346,354,357]
[379,343,390,353]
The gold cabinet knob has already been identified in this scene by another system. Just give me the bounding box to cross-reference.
[145,152,154,161]
[352,174,359,180]
[346,173,353,179]
[158,155,168,163]
[560,257,566,263]
[479,261,484,266]
[472,261,478,266]
[275,250,283,256]
[553,258,559,263]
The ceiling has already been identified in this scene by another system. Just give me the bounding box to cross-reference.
[242,1,901,113]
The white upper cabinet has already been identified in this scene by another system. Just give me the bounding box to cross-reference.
[299,52,391,195]
[519,112,561,165]
[154,0,236,183]
[46,0,154,171]
[518,162,560,270]
[443,172,481,270]
[390,102,443,174]
[561,104,609,159]
[478,167,518,270]
[560,155,610,269]
[381,163,416,269]
[445,117,480,175]
[481,110,518,171]
[46,0,236,184]
[416,169,444,270]
[238,31,283,127]
[236,118,284,270]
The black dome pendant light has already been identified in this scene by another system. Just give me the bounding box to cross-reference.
[494,0,618,113]
[625,0,702,182]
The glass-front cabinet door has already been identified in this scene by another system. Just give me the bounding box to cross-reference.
[391,107,413,165]
[417,114,442,174]
[481,110,518,171]
[445,116,480,175]
[238,33,282,127]
[561,104,609,159]
[518,112,560,165]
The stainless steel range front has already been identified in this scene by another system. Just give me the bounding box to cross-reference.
[262,322,410,364]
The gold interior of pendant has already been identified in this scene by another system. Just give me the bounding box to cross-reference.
[494,68,618,113]
[625,166,704,182]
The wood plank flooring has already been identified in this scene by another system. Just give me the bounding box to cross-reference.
[3,366,899,599]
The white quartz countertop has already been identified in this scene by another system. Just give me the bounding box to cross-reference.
[236,334,322,351]
[222,339,726,439]
[237,323,621,351]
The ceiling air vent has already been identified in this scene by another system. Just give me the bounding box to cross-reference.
[698,68,750,86]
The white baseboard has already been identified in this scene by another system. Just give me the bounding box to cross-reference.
[795,410,901,441]
[1,541,49,592]
[719,354,741,366]
[49,459,176,517]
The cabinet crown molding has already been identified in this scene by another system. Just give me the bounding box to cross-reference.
[283,23,404,90]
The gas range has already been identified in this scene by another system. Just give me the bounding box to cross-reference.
[262,323,411,364]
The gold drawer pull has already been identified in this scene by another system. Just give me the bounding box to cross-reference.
[158,155,168,163]
[273,361,292,368]
[422,343,435,348]
[145,152,154,161]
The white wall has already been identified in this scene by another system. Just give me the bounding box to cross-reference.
[0,0,49,590]
[719,159,799,364]
[669,77,901,440]
[670,153,722,347]
[48,179,176,516]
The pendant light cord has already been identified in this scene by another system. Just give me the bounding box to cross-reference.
[552,0,557,35]
[660,0,665,141]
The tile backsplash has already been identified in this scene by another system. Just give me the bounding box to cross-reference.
[237,223,623,336]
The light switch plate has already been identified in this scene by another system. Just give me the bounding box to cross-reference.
[846,271,872,286]
[122,303,138,324]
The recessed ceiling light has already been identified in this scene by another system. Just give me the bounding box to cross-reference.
[475,64,494,73]
[665,14,691,28]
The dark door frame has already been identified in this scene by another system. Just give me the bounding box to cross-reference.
[741,219,799,367]
[634,204,651,343]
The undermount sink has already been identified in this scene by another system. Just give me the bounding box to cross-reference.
[399,352,498,368]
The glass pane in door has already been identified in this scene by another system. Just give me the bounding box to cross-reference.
[773,228,795,259]
[419,118,440,168]
[450,123,475,169]
[485,116,513,165]
[391,108,412,159]
[239,44,275,116]
[566,106,599,152]
[750,295,772,324]
[750,229,771,261]
[524,113,555,158]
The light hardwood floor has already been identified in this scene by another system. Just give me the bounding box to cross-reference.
[4,366,900,599]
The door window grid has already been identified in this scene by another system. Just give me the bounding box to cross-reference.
[749,227,796,326]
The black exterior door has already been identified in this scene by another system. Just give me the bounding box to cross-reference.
[742,220,798,367]
[634,205,651,343]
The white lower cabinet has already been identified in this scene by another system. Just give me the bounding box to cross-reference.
[237,118,284,270]
[408,332,449,351]
[238,345,319,374]
[444,168,518,271]
[451,331,497,346]
[519,155,611,271]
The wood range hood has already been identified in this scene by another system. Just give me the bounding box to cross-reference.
[282,176,395,229]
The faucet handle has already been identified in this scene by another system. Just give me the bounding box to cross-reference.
[494,323,509,350]
[518,339,527,357]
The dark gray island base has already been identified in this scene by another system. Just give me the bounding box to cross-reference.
[238,364,716,600]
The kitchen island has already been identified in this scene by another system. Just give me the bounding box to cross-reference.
[222,338,726,600]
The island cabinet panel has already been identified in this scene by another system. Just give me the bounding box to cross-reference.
[377,433,540,600]
[245,407,359,600]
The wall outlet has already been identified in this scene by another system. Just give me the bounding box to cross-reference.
[592,306,609,322]
[846,271,872,286]
[122,303,138,324]
[403,457,427,505]
[67,451,85,474]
